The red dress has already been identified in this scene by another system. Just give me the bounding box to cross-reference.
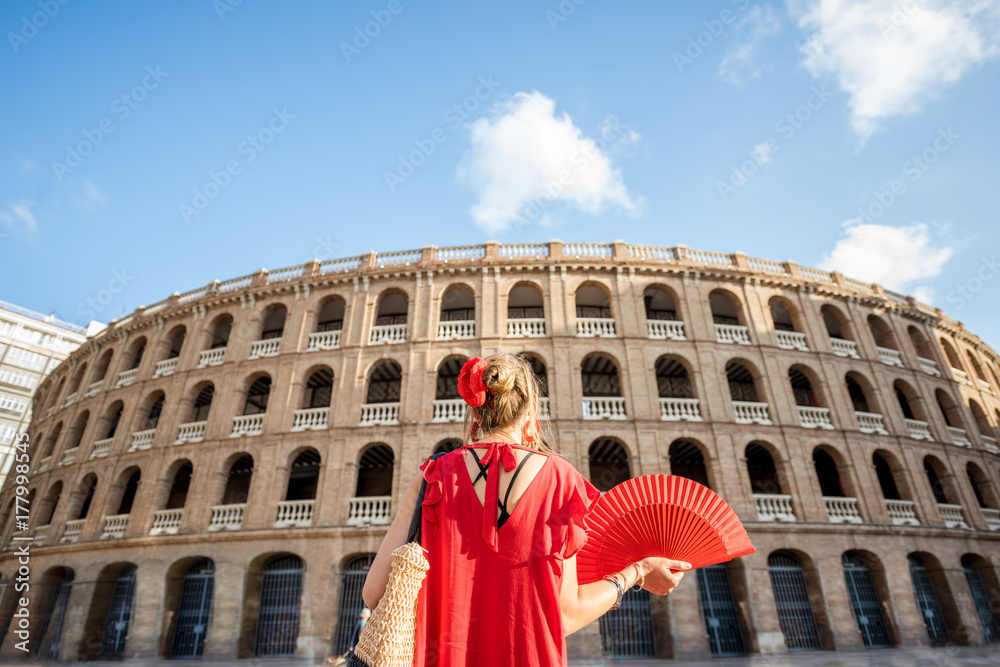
[413,442,601,667]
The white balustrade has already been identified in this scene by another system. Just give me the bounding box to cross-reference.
[307,330,341,351]
[538,397,550,419]
[84,380,103,397]
[230,414,264,437]
[60,519,84,544]
[115,369,137,388]
[952,368,971,385]
[856,411,889,435]
[59,447,78,466]
[753,494,797,522]
[174,421,207,444]
[947,426,971,447]
[983,436,1000,454]
[938,503,971,530]
[370,323,406,345]
[918,357,941,376]
[90,439,112,459]
[905,419,933,441]
[715,324,751,345]
[437,320,475,340]
[359,403,400,426]
[830,339,860,359]
[100,514,130,539]
[208,504,245,531]
[292,407,329,431]
[275,500,315,528]
[797,406,834,429]
[197,348,225,368]
[582,397,627,420]
[154,358,178,378]
[348,496,392,526]
[576,318,617,338]
[150,509,184,535]
[34,524,49,546]
[981,508,1000,532]
[128,429,156,452]
[876,346,903,367]
[824,497,863,524]
[507,318,546,337]
[886,499,919,526]
[659,397,702,422]
[62,392,77,408]
[978,379,992,394]
[733,401,772,425]
[432,399,466,423]
[776,330,808,351]
[248,338,281,359]
[37,456,51,472]
[647,320,687,341]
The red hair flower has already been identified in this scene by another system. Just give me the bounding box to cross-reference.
[458,357,490,407]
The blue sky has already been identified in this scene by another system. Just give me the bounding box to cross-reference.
[1,0,998,348]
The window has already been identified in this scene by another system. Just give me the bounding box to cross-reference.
[0,394,28,414]
[0,368,38,390]
[5,347,48,372]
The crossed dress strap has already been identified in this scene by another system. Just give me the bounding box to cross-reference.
[468,448,536,529]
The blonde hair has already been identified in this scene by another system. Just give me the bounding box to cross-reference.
[463,353,554,454]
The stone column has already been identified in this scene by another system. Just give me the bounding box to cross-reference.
[203,559,244,659]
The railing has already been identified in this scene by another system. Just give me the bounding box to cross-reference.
[646,320,686,341]
[275,500,315,528]
[360,403,400,426]
[918,357,940,376]
[60,519,84,544]
[747,256,787,275]
[886,499,919,526]
[197,348,225,368]
[978,378,992,394]
[981,508,1000,532]
[100,514,130,539]
[499,243,549,258]
[370,323,406,345]
[844,276,874,294]
[153,358,178,378]
[320,256,363,274]
[905,419,933,441]
[128,428,156,452]
[59,447,78,466]
[507,318,546,337]
[266,264,305,284]
[175,421,207,444]
[582,397,627,420]
[733,401,772,425]
[437,320,475,340]
[37,456,52,473]
[563,243,612,258]
[938,503,971,530]
[230,414,264,437]
[432,399,466,423]
[876,346,903,367]
[659,397,702,422]
[679,247,734,267]
[797,406,834,430]
[292,407,329,431]
[714,324,751,345]
[983,436,1000,454]
[437,245,486,262]
[374,249,422,267]
[753,494,797,522]
[248,338,281,359]
[830,338,860,359]
[62,392,77,408]
[856,412,889,435]
[576,318,616,338]
[538,396,550,419]
[952,368,971,384]
[90,439,112,459]
[84,380,103,397]
[307,330,341,351]
[150,509,184,535]
[824,497,863,524]
[947,426,971,447]
[115,369,137,388]
[776,331,808,351]
[34,524,50,546]
[208,504,245,531]
[627,244,675,261]
[348,496,392,526]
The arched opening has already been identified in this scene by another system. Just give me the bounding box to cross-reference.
[125,337,146,371]
[868,314,897,349]
[874,451,918,526]
[908,326,934,358]
[138,391,165,433]
[599,590,655,658]
[166,462,192,510]
[790,365,832,430]
[84,563,137,659]
[935,389,969,445]
[92,349,113,385]
[356,444,394,497]
[924,456,969,528]
[260,305,287,340]
[366,362,401,405]
[167,558,215,658]
[710,290,750,344]
[575,283,615,337]
[939,338,964,373]
[115,469,141,516]
[333,555,376,654]
[209,315,232,349]
[966,350,987,383]
[38,481,62,528]
[696,562,747,656]
[371,291,408,344]
[846,372,887,434]
[433,356,467,423]
[655,356,700,422]
[191,383,214,422]
[767,551,825,650]
[822,305,859,358]
[746,442,795,521]
[726,361,770,425]
[285,449,321,502]
[66,410,90,452]
[72,474,97,523]
[316,297,345,332]
[588,438,631,493]
[668,439,710,488]
[769,297,798,332]
[253,555,303,657]
[581,354,626,420]
[433,438,462,455]
[644,285,684,340]
[961,554,1000,643]
[243,376,271,415]
[41,422,62,459]
[34,567,73,660]
[67,363,88,397]
[519,353,549,417]
[924,457,952,505]
[842,551,894,648]
[771,297,807,351]
[909,552,966,645]
[177,383,213,444]
[439,285,475,340]
[302,368,333,409]
[162,325,186,361]
[969,400,995,442]
[813,448,846,498]
[814,447,862,523]
[966,463,998,510]
[507,284,545,337]
[220,455,254,506]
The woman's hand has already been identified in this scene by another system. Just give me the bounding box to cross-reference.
[637,557,690,595]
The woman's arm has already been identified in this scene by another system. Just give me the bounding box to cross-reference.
[361,471,423,610]
[559,555,690,636]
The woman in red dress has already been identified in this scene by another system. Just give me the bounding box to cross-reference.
[363,354,689,666]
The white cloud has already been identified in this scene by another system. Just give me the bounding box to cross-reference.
[718,5,782,85]
[457,91,639,233]
[83,180,105,204]
[788,0,1000,140]
[0,201,37,234]
[819,219,955,296]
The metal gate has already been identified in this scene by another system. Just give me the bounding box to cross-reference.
[599,589,656,657]
[98,566,136,658]
[964,564,1000,643]
[843,553,892,648]
[697,564,746,656]
[171,559,215,658]
[36,575,72,659]
[767,552,822,650]
[253,555,302,657]
[334,555,375,655]
[909,556,948,645]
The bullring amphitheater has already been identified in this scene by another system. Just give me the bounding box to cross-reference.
[2,240,999,662]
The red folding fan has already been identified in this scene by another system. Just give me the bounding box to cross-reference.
[576,475,755,584]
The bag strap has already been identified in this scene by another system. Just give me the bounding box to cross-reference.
[406,451,449,544]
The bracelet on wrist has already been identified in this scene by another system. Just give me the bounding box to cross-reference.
[603,574,625,610]
[627,561,645,591]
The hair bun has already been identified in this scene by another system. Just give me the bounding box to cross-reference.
[483,362,516,396]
